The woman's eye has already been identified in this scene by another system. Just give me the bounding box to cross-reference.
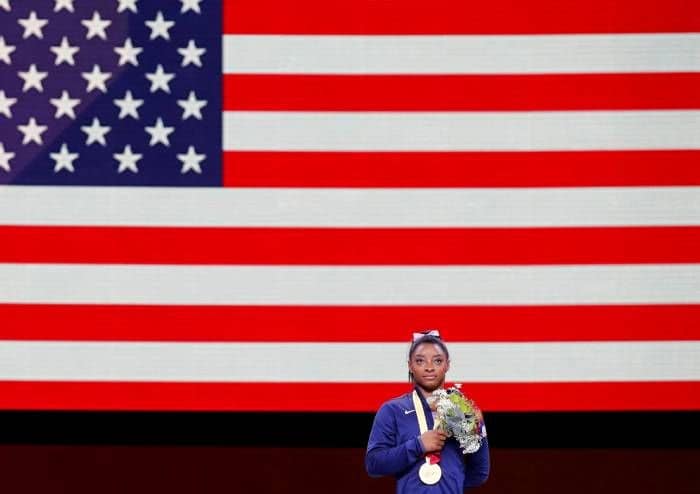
[434,359,442,365]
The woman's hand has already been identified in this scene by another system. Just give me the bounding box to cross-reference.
[420,430,448,453]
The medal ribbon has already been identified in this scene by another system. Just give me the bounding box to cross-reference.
[412,391,441,465]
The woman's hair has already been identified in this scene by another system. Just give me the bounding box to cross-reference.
[407,332,450,382]
[408,334,450,361]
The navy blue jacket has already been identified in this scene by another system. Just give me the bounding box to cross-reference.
[366,388,490,493]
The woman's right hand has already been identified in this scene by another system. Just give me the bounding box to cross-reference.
[419,430,448,453]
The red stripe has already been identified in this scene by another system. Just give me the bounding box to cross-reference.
[223,0,700,34]
[0,381,697,411]
[224,74,700,111]
[223,151,700,188]
[2,304,699,342]
[3,226,700,265]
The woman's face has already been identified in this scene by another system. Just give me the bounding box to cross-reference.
[408,342,450,393]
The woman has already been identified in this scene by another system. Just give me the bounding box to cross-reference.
[365,331,490,492]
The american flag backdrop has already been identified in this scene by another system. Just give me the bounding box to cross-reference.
[0,0,699,412]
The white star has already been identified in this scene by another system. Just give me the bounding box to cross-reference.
[177,91,207,120]
[117,0,138,13]
[18,11,49,39]
[82,11,111,40]
[114,145,142,173]
[81,117,111,146]
[54,0,75,12]
[18,64,48,93]
[82,65,111,93]
[114,38,142,66]
[145,65,174,93]
[0,142,14,172]
[0,36,16,65]
[114,90,144,119]
[50,143,79,173]
[145,11,174,41]
[17,117,48,145]
[50,36,79,66]
[0,0,10,12]
[177,145,205,174]
[180,0,202,14]
[178,39,206,67]
[50,90,81,119]
[144,118,174,147]
[0,91,17,118]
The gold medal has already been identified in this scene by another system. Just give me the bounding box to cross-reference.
[419,461,442,485]
[413,391,443,485]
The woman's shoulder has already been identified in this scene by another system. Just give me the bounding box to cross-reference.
[376,391,413,414]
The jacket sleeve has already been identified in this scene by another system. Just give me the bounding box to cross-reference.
[365,403,425,477]
[463,433,490,489]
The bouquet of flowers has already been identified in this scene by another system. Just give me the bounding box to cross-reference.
[429,385,486,454]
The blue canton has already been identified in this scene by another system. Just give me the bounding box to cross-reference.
[0,0,221,186]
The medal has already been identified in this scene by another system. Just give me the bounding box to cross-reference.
[419,461,442,485]
[412,390,442,485]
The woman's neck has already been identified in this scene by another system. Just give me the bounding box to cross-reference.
[416,384,443,398]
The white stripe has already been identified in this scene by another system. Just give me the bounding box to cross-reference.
[0,341,697,382]
[2,186,700,227]
[223,111,700,151]
[2,264,699,305]
[223,34,700,74]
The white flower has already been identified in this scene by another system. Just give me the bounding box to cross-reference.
[430,385,485,454]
